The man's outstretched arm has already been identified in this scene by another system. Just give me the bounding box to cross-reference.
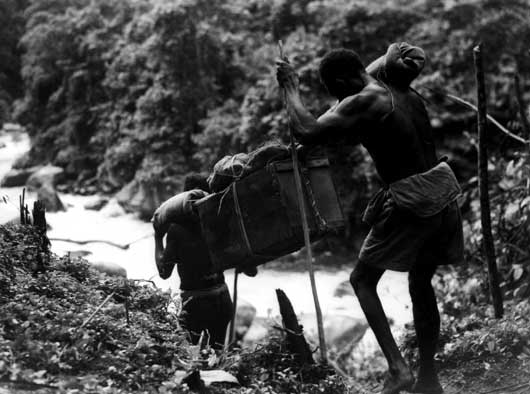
[153,222,179,280]
[276,59,390,145]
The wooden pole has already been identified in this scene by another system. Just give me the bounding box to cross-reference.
[278,41,328,362]
[228,269,239,345]
[473,44,504,318]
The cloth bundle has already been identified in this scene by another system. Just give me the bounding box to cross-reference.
[362,161,461,226]
[151,189,208,235]
[366,42,426,89]
[208,142,290,192]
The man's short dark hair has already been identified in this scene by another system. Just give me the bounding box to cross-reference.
[319,49,365,95]
[184,173,210,193]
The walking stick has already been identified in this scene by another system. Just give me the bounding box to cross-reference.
[278,41,328,363]
[228,269,239,345]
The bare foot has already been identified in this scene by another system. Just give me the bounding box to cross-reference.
[379,371,414,394]
[410,377,443,394]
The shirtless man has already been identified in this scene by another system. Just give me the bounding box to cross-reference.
[153,174,232,349]
[276,44,463,394]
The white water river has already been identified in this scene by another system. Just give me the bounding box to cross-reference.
[0,132,413,347]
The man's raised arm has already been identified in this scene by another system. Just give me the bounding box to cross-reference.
[276,59,390,145]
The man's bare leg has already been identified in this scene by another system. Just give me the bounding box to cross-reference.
[351,264,413,394]
[409,264,443,394]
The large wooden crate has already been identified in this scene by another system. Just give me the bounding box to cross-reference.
[195,157,345,272]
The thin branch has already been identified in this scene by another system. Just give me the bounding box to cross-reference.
[446,93,529,145]
[49,232,153,250]
[421,85,529,144]
[79,290,117,330]
[0,378,58,390]
[480,382,530,394]
[49,237,130,250]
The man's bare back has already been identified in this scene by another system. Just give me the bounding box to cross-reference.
[314,80,437,184]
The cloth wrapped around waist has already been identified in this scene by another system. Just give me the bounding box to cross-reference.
[363,162,461,226]
[181,282,228,299]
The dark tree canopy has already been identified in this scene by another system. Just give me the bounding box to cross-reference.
[4,0,530,255]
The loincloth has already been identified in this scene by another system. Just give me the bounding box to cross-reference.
[358,162,464,271]
[179,282,232,347]
[181,282,229,299]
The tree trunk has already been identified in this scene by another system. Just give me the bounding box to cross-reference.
[30,200,50,274]
[276,288,314,365]
[473,44,504,318]
[32,200,47,231]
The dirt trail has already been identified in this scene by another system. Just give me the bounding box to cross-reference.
[439,358,530,394]
[349,358,530,394]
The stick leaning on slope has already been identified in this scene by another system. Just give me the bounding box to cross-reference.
[277,41,328,363]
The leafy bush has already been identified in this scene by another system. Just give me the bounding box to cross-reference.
[400,267,530,372]
[1,224,190,392]
[461,152,530,300]
[1,224,352,393]
[235,332,349,394]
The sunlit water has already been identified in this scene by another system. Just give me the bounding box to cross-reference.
[0,132,413,347]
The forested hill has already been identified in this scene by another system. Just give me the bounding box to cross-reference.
[2,0,530,234]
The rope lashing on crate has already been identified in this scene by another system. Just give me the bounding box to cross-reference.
[215,152,289,216]
[300,167,328,232]
[229,166,329,259]
[231,181,276,260]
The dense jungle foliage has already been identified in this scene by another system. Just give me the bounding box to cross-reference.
[0,0,27,125]
[2,0,530,290]
[1,0,528,214]
[1,2,530,392]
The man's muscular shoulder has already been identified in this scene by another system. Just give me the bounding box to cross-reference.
[337,82,392,120]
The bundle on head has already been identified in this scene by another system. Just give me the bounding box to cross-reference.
[366,42,425,90]
[207,153,250,193]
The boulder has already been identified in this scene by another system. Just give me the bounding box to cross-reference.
[115,180,138,208]
[299,314,368,351]
[90,261,127,278]
[100,198,126,218]
[67,250,92,259]
[37,183,65,212]
[84,197,109,211]
[333,279,354,298]
[0,166,42,187]
[116,180,172,220]
[235,300,257,340]
[27,165,64,190]
[242,317,270,345]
